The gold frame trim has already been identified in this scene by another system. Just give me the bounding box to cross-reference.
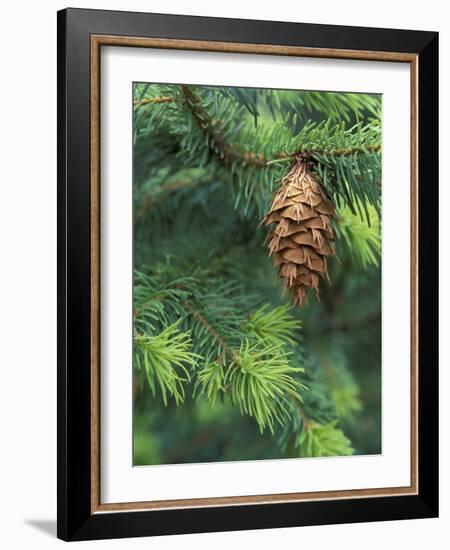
[90,35,419,514]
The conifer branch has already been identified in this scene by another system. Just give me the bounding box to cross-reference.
[184,300,236,361]
[135,96,174,105]
[180,85,267,167]
[135,85,382,220]
[320,144,381,156]
[180,85,381,167]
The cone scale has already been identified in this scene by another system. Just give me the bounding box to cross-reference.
[263,153,336,306]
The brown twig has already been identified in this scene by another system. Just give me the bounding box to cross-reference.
[183,301,236,361]
[134,96,174,106]
[180,85,268,168]
[313,144,381,157]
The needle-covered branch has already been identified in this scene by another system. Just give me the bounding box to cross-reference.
[134,83,381,218]
[134,262,307,432]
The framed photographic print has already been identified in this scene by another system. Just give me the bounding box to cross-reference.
[57,8,438,541]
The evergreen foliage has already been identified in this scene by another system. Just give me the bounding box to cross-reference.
[296,420,354,458]
[133,82,382,464]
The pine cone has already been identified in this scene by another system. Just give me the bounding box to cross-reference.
[262,153,336,306]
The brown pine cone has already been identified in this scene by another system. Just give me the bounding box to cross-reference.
[262,153,336,306]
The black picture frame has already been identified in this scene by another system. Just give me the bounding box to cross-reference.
[57,7,438,541]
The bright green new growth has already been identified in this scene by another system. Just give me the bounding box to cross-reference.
[135,273,306,432]
[227,340,305,433]
[193,338,305,433]
[337,204,381,268]
[134,321,199,405]
[296,420,354,458]
[193,361,225,407]
[331,384,363,419]
[246,304,301,347]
